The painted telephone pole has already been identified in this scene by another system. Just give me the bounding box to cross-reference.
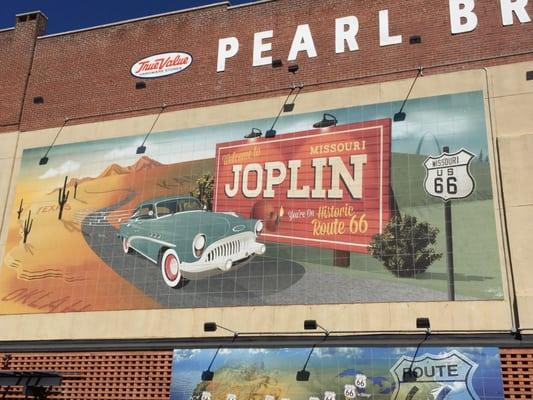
[423,146,475,301]
[442,147,455,301]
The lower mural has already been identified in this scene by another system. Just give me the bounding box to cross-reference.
[170,346,503,400]
[0,90,504,314]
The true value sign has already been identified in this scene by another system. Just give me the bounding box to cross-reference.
[213,119,392,253]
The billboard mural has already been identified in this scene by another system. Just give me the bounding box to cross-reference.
[169,346,504,400]
[0,90,503,314]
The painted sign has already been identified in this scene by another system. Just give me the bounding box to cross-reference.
[130,52,193,78]
[423,149,475,201]
[213,120,392,252]
[169,347,504,400]
[0,91,503,314]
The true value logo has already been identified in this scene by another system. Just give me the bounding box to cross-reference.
[390,350,480,400]
[130,51,193,78]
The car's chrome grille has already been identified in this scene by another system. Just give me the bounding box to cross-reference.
[207,238,245,262]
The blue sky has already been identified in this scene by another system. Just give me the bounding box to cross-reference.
[0,0,255,34]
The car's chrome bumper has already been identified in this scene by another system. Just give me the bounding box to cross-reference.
[180,232,265,279]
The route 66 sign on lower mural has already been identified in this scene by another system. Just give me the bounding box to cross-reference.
[423,148,475,201]
[390,350,481,400]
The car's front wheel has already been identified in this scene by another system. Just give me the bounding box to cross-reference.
[161,249,182,288]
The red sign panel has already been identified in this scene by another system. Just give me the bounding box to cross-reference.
[214,119,392,252]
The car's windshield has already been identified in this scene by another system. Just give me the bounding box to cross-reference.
[130,204,155,220]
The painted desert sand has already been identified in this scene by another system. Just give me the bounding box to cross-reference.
[0,155,214,314]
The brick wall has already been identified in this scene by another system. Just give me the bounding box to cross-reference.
[1,0,533,132]
[0,13,46,132]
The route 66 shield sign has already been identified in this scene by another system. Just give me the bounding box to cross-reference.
[390,350,480,400]
[423,149,475,201]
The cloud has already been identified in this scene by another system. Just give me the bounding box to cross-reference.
[103,147,140,161]
[219,349,232,355]
[39,160,80,179]
[173,349,203,360]
[248,348,267,355]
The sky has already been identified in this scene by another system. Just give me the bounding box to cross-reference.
[0,0,255,35]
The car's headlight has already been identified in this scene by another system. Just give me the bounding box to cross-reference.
[254,220,264,236]
[193,234,206,258]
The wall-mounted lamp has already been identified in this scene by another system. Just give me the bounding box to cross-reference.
[409,35,422,44]
[296,344,316,381]
[244,128,262,139]
[265,84,303,139]
[303,320,330,336]
[201,347,220,381]
[135,81,146,90]
[272,59,283,68]
[403,317,432,383]
[288,64,299,74]
[39,117,69,165]
[393,66,423,122]
[203,322,239,339]
[33,96,44,104]
[312,113,337,128]
[136,104,166,154]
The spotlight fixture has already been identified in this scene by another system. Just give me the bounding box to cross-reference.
[296,369,310,381]
[39,117,69,165]
[288,64,299,74]
[245,128,262,139]
[295,344,316,381]
[33,96,44,104]
[272,59,283,68]
[402,317,432,383]
[265,84,304,139]
[201,347,221,381]
[416,317,431,331]
[409,35,422,44]
[135,81,146,90]
[136,104,166,154]
[393,66,423,122]
[303,320,330,336]
[312,113,337,128]
[203,322,239,338]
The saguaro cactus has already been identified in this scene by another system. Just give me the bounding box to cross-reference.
[23,210,33,244]
[16,198,24,220]
[58,175,70,220]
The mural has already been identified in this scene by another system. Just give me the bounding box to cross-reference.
[0,91,503,314]
[169,346,504,400]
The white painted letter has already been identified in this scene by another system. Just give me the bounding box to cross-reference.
[242,163,263,198]
[217,37,240,72]
[500,0,531,25]
[379,10,403,46]
[264,161,287,198]
[449,0,479,34]
[287,160,310,198]
[253,30,274,67]
[225,165,242,197]
[311,158,327,198]
[335,16,359,53]
[288,24,317,61]
[328,155,367,199]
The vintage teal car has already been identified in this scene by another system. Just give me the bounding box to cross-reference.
[118,195,265,288]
